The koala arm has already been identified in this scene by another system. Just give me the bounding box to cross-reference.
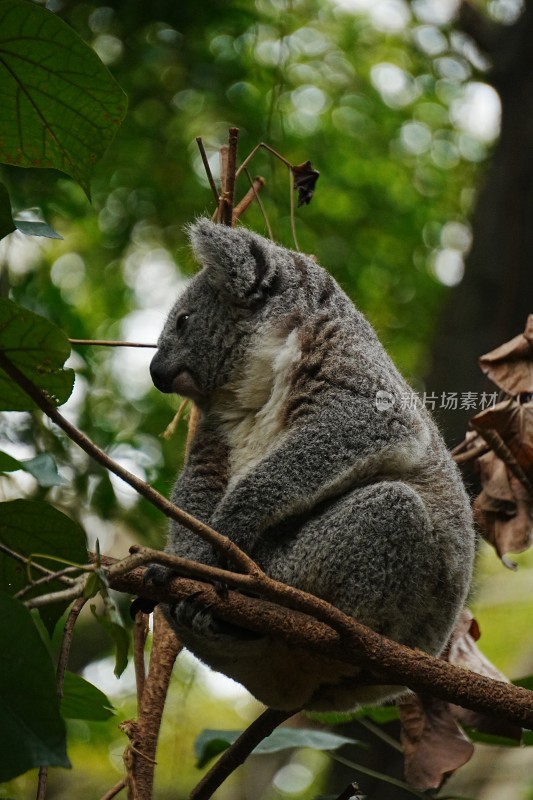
[210,395,428,551]
[165,421,229,565]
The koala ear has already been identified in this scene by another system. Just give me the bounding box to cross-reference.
[187,218,278,305]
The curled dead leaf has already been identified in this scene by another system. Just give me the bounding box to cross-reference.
[471,399,533,492]
[479,314,533,396]
[472,449,533,564]
[398,693,474,791]
[291,161,320,206]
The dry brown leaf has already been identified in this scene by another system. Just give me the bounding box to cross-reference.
[398,693,474,791]
[479,314,533,395]
[473,450,533,563]
[291,161,320,206]
[471,399,533,491]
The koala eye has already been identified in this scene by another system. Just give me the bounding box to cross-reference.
[175,312,190,333]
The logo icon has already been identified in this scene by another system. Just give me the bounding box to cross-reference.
[375,390,395,411]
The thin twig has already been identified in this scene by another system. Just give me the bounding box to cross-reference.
[232,175,266,222]
[453,442,489,464]
[217,144,229,223]
[0,542,56,577]
[289,167,300,251]
[0,350,256,576]
[195,137,219,204]
[235,141,292,179]
[220,127,239,226]
[36,598,87,800]
[98,779,126,800]
[69,339,157,348]
[331,753,427,799]
[244,168,272,238]
[25,578,90,609]
[14,566,79,599]
[189,708,296,800]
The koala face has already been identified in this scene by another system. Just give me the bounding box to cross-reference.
[149,219,283,406]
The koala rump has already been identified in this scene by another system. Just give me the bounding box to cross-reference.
[150,219,476,712]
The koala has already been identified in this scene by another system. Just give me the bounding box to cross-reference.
[149,219,476,712]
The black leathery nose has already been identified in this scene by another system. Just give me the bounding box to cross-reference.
[149,352,174,393]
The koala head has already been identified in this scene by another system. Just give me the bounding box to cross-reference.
[149,219,288,406]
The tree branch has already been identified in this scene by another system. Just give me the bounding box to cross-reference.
[124,608,182,799]
[101,552,533,730]
[189,708,296,800]
[0,350,257,576]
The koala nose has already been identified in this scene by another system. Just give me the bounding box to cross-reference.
[150,351,174,393]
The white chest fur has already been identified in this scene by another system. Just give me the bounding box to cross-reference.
[214,328,301,489]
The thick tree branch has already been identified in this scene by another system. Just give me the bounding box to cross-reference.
[123,608,182,799]
[102,552,533,730]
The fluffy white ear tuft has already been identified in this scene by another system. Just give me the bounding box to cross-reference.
[187,218,278,304]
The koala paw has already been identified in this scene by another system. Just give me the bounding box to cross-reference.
[170,594,263,642]
[144,563,175,586]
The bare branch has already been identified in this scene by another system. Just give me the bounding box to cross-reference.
[232,175,266,222]
[98,780,126,800]
[25,578,89,609]
[195,137,220,204]
[453,441,489,464]
[0,349,257,576]
[102,552,533,730]
[190,708,295,800]
[69,339,157,348]
[124,609,182,798]
[37,597,87,800]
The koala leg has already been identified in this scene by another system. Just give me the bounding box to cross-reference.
[165,481,463,712]
[255,480,463,667]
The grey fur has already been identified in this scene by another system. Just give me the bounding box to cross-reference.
[149,219,476,712]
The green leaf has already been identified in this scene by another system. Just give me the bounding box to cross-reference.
[0,183,15,240]
[513,675,533,691]
[462,727,522,748]
[0,0,128,196]
[0,297,74,410]
[60,671,114,721]
[309,704,399,727]
[20,453,65,487]
[0,451,65,487]
[14,219,63,239]
[0,451,21,472]
[0,593,70,781]
[91,601,129,678]
[194,728,361,769]
[0,499,88,634]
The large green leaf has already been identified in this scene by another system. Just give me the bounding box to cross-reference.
[0,499,88,633]
[0,297,74,410]
[195,728,362,769]
[61,672,114,721]
[0,0,128,196]
[0,593,70,781]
